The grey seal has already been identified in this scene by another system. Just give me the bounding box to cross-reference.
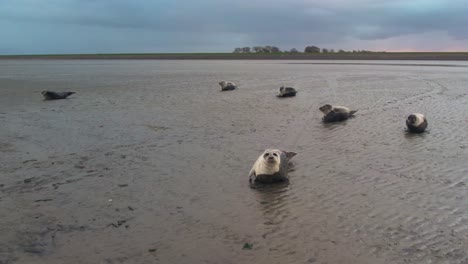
[406,113,428,133]
[277,86,297,97]
[319,104,357,123]
[248,149,297,184]
[218,81,237,91]
[41,90,76,100]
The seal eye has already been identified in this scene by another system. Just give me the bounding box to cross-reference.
[273,153,278,157]
[264,153,269,158]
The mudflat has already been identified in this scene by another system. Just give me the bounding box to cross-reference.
[1,60,467,264]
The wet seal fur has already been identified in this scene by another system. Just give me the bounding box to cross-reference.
[248,149,297,184]
[277,86,297,97]
[218,81,237,91]
[41,90,76,100]
[319,104,357,123]
[406,113,428,133]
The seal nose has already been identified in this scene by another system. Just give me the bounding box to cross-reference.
[268,156,275,160]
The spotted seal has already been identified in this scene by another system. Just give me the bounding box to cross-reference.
[406,113,428,133]
[248,149,297,184]
[319,104,357,123]
[41,90,76,100]
[218,81,237,91]
[277,86,297,97]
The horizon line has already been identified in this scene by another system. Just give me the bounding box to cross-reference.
[2,51,468,56]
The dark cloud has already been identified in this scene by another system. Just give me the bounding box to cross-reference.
[1,0,467,54]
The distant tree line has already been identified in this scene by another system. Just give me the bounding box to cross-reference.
[233,45,377,54]
[233,46,282,53]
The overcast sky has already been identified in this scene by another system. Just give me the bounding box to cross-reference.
[1,0,467,54]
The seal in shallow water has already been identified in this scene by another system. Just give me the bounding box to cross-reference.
[406,113,428,133]
[319,104,357,123]
[41,90,76,100]
[248,149,297,184]
[218,81,237,91]
[277,86,297,97]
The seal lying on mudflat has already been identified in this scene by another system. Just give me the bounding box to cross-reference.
[248,149,297,184]
[218,81,237,91]
[319,104,357,123]
[277,86,297,97]
[406,113,428,133]
[41,90,76,100]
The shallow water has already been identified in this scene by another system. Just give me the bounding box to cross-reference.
[0,60,467,264]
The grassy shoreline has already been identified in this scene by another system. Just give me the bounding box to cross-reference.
[1,52,468,60]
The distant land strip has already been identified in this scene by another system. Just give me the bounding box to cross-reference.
[2,52,468,60]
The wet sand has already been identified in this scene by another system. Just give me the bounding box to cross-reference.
[0,60,467,264]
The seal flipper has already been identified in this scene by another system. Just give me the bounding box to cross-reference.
[249,174,257,184]
[282,151,297,161]
[349,110,357,116]
[61,92,76,98]
[248,168,256,183]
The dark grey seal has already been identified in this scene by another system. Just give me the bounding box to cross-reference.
[319,104,357,123]
[218,81,237,91]
[41,90,76,100]
[406,113,428,133]
[248,149,297,184]
[277,86,297,97]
